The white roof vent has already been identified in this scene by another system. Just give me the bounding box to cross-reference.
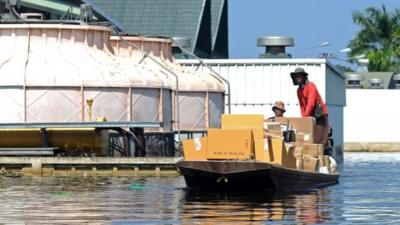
[368,78,383,89]
[357,58,369,72]
[257,36,294,59]
[393,74,400,89]
[346,74,364,89]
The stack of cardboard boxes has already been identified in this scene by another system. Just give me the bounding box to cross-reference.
[275,117,330,172]
[182,114,329,173]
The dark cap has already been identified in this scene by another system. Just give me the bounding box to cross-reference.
[290,67,308,76]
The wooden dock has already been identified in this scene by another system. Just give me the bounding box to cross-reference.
[0,157,181,177]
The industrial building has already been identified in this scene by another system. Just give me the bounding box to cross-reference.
[0,1,346,163]
[0,0,226,158]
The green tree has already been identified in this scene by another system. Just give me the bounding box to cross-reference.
[349,5,400,71]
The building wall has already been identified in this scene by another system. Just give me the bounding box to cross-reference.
[328,105,344,160]
[345,90,400,150]
[181,59,332,107]
[326,65,346,107]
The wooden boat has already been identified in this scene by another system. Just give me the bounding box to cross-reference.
[177,160,339,190]
[177,114,340,191]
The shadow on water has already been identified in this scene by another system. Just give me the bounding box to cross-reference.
[179,188,335,224]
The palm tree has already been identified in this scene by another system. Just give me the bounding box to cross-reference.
[348,5,400,71]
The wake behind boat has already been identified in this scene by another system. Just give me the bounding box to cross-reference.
[177,114,339,191]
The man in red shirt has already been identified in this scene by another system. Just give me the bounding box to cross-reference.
[290,67,330,148]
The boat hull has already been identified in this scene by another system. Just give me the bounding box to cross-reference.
[177,160,339,190]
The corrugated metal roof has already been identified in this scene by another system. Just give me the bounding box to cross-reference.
[210,0,225,49]
[89,0,204,47]
[88,0,227,58]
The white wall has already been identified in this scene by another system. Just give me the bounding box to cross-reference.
[345,89,400,142]
[181,59,328,108]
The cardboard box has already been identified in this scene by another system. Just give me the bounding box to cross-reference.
[275,117,315,134]
[266,130,283,139]
[207,128,253,160]
[292,145,304,170]
[265,140,297,168]
[252,128,264,139]
[254,138,272,162]
[221,114,264,140]
[221,114,264,129]
[296,157,304,170]
[293,146,303,158]
[303,144,324,156]
[284,143,297,169]
[295,132,314,145]
[266,122,282,131]
[182,137,208,160]
[303,155,319,172]
[270,138,285,165]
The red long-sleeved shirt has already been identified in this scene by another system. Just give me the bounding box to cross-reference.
[297,82,328,117]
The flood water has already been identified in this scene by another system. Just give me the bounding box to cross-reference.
[1,152,400,224]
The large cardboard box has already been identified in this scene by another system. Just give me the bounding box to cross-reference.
[266,122,281,131]
[182,137,208,160]
[252,128,265,139]
[221,114,264,139]
[296,157,304,170]
[303,155,319,172]
[293,145,304,170]
[303,144,324,156]
[207,128,253,160]
[266,130,284,139]
[295,132,314,145]
[284,143,297,169]
[293,145,303,158]
[254,138,272,162]
[221,114,264,129]
[275,117,315,135]
[267,139,297,168]
[270,138,286,165]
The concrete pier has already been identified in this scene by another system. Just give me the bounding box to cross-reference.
[344,142,400,152]
[0,157,181,177]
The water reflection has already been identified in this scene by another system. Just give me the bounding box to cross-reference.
[2,153,400,224]
[180,188,333,224]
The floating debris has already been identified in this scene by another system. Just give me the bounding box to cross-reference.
[128,183,146,191]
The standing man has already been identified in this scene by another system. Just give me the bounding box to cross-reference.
[290,67,330,148]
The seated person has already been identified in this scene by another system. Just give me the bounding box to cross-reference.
[267,101,286,122]
[264,101,286,139]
